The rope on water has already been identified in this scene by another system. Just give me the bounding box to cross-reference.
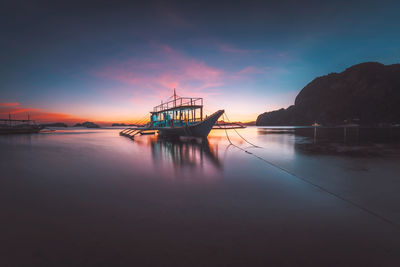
[223,116,256,156]
[223,112,261,148]
[222,112,399,230]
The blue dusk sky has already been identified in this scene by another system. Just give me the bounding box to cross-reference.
[1,0,400,123]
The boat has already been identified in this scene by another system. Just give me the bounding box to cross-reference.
[120,90,224,139]
[0,117,43,134]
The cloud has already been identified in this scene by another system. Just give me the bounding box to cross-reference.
[0,102,83,124]
[95,45,225,98]
[0,102,20,107]
[90,44,289,123]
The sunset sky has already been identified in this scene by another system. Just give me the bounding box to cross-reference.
[1,0,400,124]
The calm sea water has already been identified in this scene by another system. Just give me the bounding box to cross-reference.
[1,127,400,266]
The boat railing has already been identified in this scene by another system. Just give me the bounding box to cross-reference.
[150,117,203,127]
[153,97,203,113]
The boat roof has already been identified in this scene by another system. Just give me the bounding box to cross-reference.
[151,96,203,114]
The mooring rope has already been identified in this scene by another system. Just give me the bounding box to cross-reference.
[222,112,399,230]
[223,112,261,148]
[133,113,150,125]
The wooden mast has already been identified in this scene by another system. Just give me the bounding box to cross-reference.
[173,88,176,107]
[173,88,176,121]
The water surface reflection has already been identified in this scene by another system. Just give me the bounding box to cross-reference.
[150,137,222,171]
[2,127,400,266]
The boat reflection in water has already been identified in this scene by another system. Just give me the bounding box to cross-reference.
[149,136,222,172]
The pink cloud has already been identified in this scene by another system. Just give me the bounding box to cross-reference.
[0,103,84,124]
[95,45,225,98]
[0,102,20,107]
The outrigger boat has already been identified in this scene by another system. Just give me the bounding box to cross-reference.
[0,115,43,134]
[120,90,224,139]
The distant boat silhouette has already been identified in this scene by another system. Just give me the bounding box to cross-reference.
[0,114,43,134]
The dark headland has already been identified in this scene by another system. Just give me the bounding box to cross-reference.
[256,62,400,126]
[73,121,100,128]
[40,122,68,127]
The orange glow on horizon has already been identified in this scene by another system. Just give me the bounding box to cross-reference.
[0,102,257,126]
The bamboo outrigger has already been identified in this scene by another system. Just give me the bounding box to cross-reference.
[213,121,246,130]
[120,90,225,139]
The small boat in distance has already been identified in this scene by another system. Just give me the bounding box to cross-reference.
[120,90,224,139]
[0,115,43,134]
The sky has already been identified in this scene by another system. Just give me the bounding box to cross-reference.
[1,0,400,124]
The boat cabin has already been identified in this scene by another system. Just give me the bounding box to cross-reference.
[150,93,203,128]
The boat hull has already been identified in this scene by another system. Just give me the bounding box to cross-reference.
[157,110,224,138]
[0,126,42,134]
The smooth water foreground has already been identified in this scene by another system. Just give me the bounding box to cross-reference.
[1,127,400,266]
